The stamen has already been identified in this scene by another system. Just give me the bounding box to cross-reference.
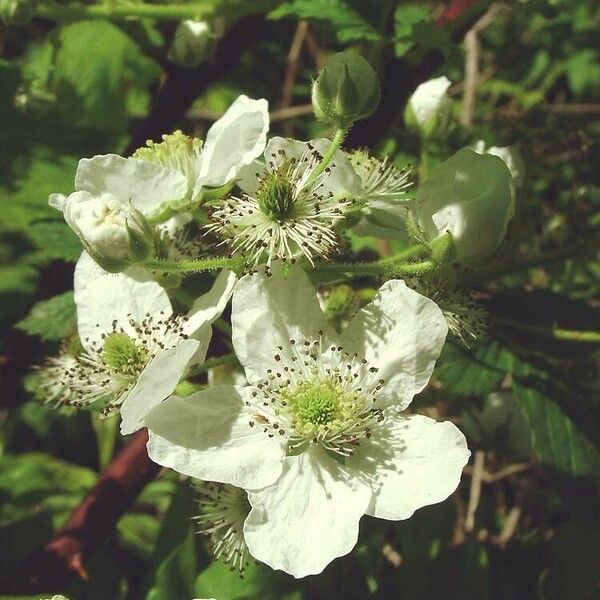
[194,481,251,574]
[246,336,385,457]
[206,147,355,266]
[38,312,191,415]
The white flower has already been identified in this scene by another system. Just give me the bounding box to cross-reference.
[414,148,515,264]
[194,481,251,572]
[40,253,235,434]
[145,265,469,577]
[407,76,452,129]
[207,137,361,266]
[473,140,525,187]
[50,96,269,269]
[133,95,269,199]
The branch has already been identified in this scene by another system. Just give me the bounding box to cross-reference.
[11,430,159,593]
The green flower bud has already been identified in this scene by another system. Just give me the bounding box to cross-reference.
[168,20,216,68]
[311,52,379,129]
[0,0,38,25]
[413,148,515,264]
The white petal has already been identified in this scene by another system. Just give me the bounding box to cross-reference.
[183,269,237,337]
[48,192,67,211]
[409,76,451,126]
[236,159,267,196]
[146,386,286,489]
[231,264,334,384]
[265,137,361,198]
[119,338,201,434]
[244,446,371,578]
[196,95,269,190]
[75,154,188,214]
[349,414,470,520]
[74,253,172,353]
[339,280,447,410]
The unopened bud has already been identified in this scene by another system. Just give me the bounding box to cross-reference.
[405,76,452,136]
[312,52,379,129]
[56,191,158,273]
[414,148,514,264]
[168,20,216,68]
[0,0,38,25]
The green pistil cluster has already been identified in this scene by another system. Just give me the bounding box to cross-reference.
[257,169,296,221]
[102,332,148,377]
[133,130,201,167]
[283,378,360,438]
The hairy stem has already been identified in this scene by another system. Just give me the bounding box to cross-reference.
[145,256,245,274]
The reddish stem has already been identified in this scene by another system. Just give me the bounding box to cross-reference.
[10,430,159,593]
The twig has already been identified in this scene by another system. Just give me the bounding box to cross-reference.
[494,505,522,548]
[463,461,533,483]
[186,103,314,123]
[279,22,308,106]
[11,430,159,593]
[465,450,485,532]
[460,4,503,127]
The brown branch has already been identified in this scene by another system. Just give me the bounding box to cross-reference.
[465,450,485,532]
[10,430,159,594]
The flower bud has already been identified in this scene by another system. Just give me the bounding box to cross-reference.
[414,148,515,264]
[312,52,379,129]
[59,191,156,272]
[0,0,38,25]
[405,76,452,136]
[168,20,216,68]
[473,140,525,187]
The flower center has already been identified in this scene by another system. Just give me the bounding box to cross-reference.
[286,379,342,426]
[257,169,296,221]
[102,332,148,376]
[248,338,386,457]
[133,130,202,190]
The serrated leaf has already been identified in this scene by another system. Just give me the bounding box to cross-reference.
[394,3,429,57]
[27,221,81,263]
[436,340,515,396]
[54,20,160,130]
[17,291,76,341]
[512,374,600,479]
[269,0,381,43]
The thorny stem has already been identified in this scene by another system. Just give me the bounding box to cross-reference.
[188,352,238,376]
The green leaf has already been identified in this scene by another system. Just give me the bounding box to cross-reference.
[27,221,81,263]
[0,452,96,529]
[436,340,515,397]
[54,20,160,130]
[512,373,600,480]
[394,3,429,57]
[0,152,78,233]
[16,291,76,341]
[269,0,381,43]
[146,529,198,600]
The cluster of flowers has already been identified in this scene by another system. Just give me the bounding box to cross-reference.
[41,54,521,578]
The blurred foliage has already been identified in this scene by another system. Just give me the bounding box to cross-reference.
[0,0,599,598]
